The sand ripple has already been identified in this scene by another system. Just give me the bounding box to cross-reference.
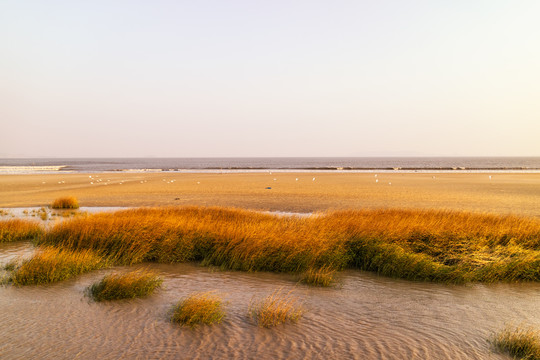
[1,260,539,359]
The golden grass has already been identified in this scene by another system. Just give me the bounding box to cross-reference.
[492,326,540,360]
[9,247,105,285]
[249,289,304,327]
[300,266,337,287]
[88,269,162,301]
[51,196,79,209]
[38,206,540,283]
[0,219,43,242]
[171,292,225,327]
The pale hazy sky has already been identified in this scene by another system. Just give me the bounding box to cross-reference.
[1,1,539,158]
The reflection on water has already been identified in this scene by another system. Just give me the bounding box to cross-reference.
[1,243,539,359]
[0,207,129,226]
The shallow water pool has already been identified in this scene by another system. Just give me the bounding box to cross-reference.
[1,241,538,359]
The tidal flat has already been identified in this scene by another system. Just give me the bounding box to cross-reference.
[0,172,539,216]
[1,172,539,359]
[1,254,539,359]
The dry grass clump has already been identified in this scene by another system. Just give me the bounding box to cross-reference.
[88,269,162,301]
[51,196,79,209]
[249,289,304,327]
[171,292,225,328]
[0,219,43,242]
[9,247,105,285]
[300,266,337,287]
[492,326,540,360]
[38,206,540,283]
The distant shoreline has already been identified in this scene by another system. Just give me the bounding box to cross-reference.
[1,157,540,175]
[2,166,540,175]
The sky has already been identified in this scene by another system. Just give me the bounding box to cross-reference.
[1,1,539,158]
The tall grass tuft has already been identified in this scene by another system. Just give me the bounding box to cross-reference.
[88,269,162,301]
[37,206,540,283]
[300,266,337,287]
[249,289,304,327]
[10,247,105,285]
[51,196,79,209]
[0,219,43,242]
[171,292,225,328]
[492,326,540,360]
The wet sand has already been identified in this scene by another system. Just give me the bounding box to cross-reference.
[0,172,539,217]
[2,252,536,360]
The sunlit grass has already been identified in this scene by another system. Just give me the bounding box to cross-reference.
[171,292,225,328]
[88,269,162,301]
[249,289,304,327]
[492,325,540,360]
[37,206,540,283]
[300,266,337,287]
[51,196,79,209]
[0,219,43,242]
[9,247,105,285]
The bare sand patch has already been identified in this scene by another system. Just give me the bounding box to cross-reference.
[0,172,539,217]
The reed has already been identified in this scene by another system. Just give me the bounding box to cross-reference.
[9,247,105,285]
[51,196,79,209]
[0,219,43,242]
[37,206,540,283]
[171,292,225,327]
[300,266,336,287]
[492,326,540,360]
[88,269,162,301]
[249,289,304,327]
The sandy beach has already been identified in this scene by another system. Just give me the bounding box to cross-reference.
[1,172,539,217]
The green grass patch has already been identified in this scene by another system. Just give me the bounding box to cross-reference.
[0,219,43,242]
[249,289,304,327]
[51,196,79,209]
[88,269,162,301]
[492,326,540,360]
[9,247,105,285]
[171,292,225,328]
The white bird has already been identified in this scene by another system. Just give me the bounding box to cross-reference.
[388,182,392,185]
[295,178,298,181]
[374,174,377,178]
[375,179,378,183]
[312,177,316,181]
[273,178,277,181]
[489,175,492,180]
